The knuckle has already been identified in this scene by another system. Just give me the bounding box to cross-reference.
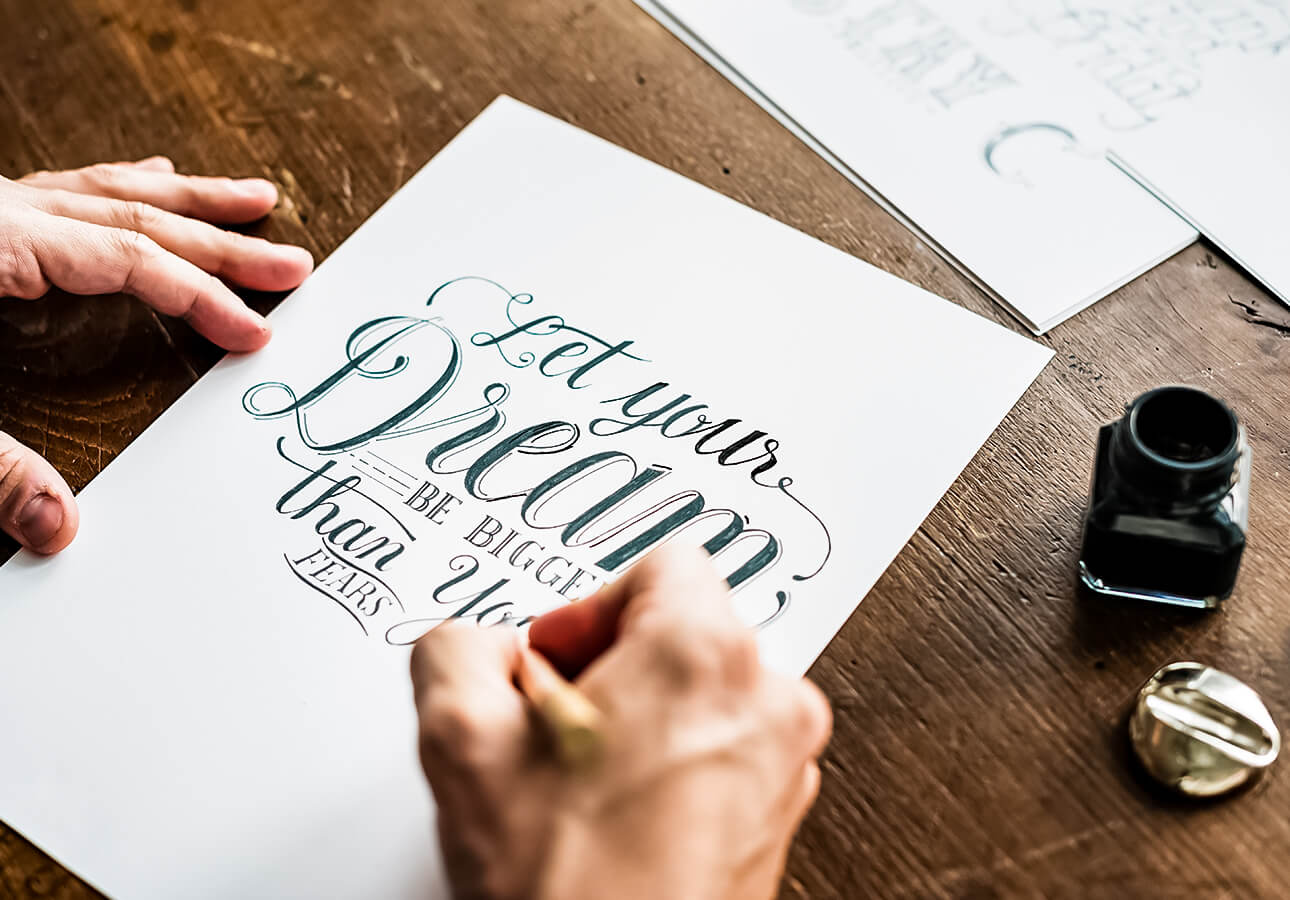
[119,229,161,264]
[635,543,709,586]
[408,630,435,678]
[651,615,759,685]
[417,697,503,770]
[0,231,50,300]
[408,622,479,702]
[789,680,833,752]
[629,550,676,584]
[228,231,263,254]
[199,271,225,301]
[215,231,258,271]
[0,434,23,478]
[87,162,126,187]
[122,200,161,232]
[409,622,469,682]
[0,433,35,493]
[688,617,759,683]
[419,697,477,754]
[717,628,761,686]
[173,177,207,213]
[643,618,723,684]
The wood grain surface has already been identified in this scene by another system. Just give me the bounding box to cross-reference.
[1,1,1287,897]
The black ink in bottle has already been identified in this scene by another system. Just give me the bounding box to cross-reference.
[1078,386,1250,609]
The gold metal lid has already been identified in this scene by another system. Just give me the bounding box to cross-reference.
[1130,661,1280,797]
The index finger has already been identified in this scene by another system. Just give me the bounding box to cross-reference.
[27,211,272,352]
[23,188,314,292]
[19,162,279,224]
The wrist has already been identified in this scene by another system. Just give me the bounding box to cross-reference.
[536,803,730,900]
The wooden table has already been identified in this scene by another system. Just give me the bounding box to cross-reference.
[2,1,1287,897]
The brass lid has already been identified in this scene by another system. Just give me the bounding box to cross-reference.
[1129,661,1280,797]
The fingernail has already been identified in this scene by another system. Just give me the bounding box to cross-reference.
[233,178,277,199]
[18,494,64,548]
[252,311,273,344]
[278,245,314,268]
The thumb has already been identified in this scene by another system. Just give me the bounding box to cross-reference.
[0,431,80,554]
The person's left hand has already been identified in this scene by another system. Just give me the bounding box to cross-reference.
[0,156,313,554]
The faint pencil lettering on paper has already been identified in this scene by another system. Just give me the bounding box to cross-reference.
[791,0,1017,109]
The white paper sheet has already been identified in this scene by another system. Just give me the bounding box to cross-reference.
[876,1,1290,306]
[634,0,1009,307]
[940,1,1290,138]
[0,97,1052,899]
[1110,60,1290,307]
[990,2,1290,308]
[635,0,1196,333]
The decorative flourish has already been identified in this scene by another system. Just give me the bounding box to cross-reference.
[754,591,792,630]
[428,276,540,367]
[777,477,831,582]
[285,555,370,635]
[427,275,650,367]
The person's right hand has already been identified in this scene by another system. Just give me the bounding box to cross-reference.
[0,156,313,554]
[411,545,832,900]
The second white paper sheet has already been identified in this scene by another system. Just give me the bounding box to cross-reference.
[0,97,1051,899]
[1111,62,1290,308]
[638,0,1196,332]
[906,1,1290,306]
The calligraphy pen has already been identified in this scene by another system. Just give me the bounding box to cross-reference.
[516,645,606,770]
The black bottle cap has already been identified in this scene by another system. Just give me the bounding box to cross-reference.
[1109,386,1241,510]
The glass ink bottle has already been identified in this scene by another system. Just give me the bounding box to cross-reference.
[1078,386,1250,610]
